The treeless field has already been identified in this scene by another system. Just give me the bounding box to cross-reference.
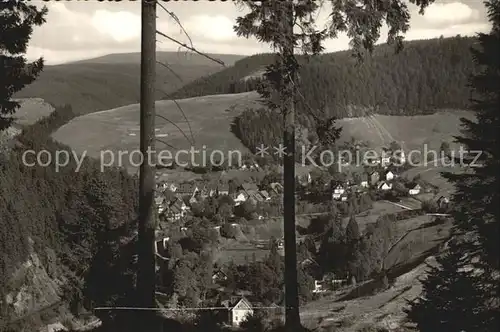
[13,98,55,126]
[52,92,262,171]
[337,110,474,152]
[216,241,270,266]
[253,215,318,241]
[344,200,406,233]
[52,91,472,175]
[402,163,465,196]
[384,216,452,269]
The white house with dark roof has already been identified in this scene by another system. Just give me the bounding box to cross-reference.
[384,170,395,181]
[409,184,421,195]
[166,197,188,220]
[378,181,392,191]
[217,183,230,196]
[233,190,248,206]
[221,297,254,327]
[332,184,345,200]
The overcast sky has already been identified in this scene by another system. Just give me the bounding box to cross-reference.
[27,0,491,65]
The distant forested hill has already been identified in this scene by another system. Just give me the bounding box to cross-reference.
[171,36,478,118]
[14,52,244,115]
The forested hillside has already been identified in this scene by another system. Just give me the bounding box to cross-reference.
[0,106,138,323]
[171,36,477,118]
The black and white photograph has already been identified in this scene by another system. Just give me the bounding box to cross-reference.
[0,0,498,331]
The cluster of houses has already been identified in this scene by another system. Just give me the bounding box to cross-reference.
[154,179,285,221]
[232,182,282,206]
[323,168,423,202]
[364,148,406,167]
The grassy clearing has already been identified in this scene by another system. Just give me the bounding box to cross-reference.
[402,162,465,195]
[338,110,474,152]
[385,216,452,269]
[398,197,423,209]
[253,215,316,241]
[344,201,405,233]
[52,92,262,170]
[52,89,472,173]
[216,241,270,266]
[13,98,55,126]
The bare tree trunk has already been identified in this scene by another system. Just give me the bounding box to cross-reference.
[283,2,301,330]
[137,0,158,330]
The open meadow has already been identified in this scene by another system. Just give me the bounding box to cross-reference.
[384,215,452,267]
[0,98,55,148]
[52,90,474,175]
[13,98,55,127]
[215,240,270,266]
[337,110,474,152]
[52,92,262,170]
[341,201,405,233]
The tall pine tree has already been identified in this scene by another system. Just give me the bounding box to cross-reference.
[346,215,360,242]
[443,0,500,270]
[408,1,500,330]
[0,1,47,130]
[446,0,499,320]
[405,239,495,331]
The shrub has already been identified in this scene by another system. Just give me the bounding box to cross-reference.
[220,223,237,239]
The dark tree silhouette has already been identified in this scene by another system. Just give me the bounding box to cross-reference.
[405,239,495,332]
[0,1,48,130]
[443,0,500,270]
[345,215,360,242]
[408,1,500,330]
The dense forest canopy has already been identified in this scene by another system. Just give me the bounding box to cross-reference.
[171,36,478,118]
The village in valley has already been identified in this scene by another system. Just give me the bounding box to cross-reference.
[151,141,453,328]
[2,1,498,331]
